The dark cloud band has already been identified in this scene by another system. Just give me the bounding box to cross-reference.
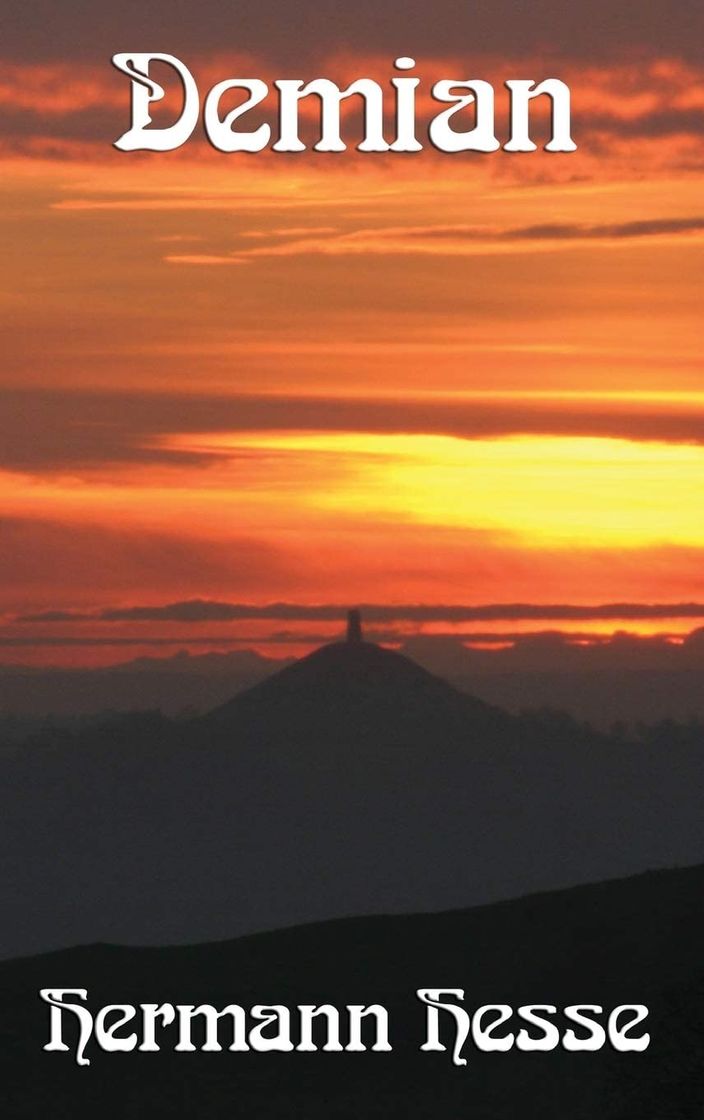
[17,599,704,624]
[3,388,704,474]
[3,1,703,65]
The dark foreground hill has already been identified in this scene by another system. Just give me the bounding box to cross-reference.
[1,640,703,957]
[1,865,703,1118]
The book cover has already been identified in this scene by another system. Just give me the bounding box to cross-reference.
[1,2,703,1115]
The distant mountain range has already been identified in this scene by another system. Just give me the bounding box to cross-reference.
[0,648,290,732]
[3,630,704,730]
[2,639,703,959]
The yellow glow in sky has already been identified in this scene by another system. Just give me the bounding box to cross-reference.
[160,431,704,550]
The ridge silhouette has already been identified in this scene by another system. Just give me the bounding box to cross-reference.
[0,633,702,959]
[2,864,703,1117]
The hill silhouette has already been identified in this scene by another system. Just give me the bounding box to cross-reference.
[1,864,703,1117]
[0,639,703,958]
[205,639,507,739]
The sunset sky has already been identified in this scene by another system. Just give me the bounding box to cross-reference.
[2,0,704,663]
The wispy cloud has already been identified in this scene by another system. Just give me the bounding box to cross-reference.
[241,226,338,239]
[183,216,704,265]
[18,600,704,624]
[164,254,248,266]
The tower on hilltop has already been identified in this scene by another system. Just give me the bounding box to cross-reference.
[346,608,363,643]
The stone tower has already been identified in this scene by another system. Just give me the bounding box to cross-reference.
[346,608,363,643]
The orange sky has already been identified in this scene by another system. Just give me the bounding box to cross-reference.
[1,33,704,663]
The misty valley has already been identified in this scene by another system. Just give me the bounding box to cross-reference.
[1,636,703,1117]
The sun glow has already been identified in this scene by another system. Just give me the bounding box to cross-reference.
[159,431,704,550]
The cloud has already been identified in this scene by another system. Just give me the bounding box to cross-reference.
[17,599,704,624]
[164,254,248,265]
[499,217,704,241]
[5,388,704,476]
[2,1,703,67]
[0,640,267,649]
[201,216,704,263]
[0,62,122,114]
[0,518,291,601]
[241,226,338,238]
